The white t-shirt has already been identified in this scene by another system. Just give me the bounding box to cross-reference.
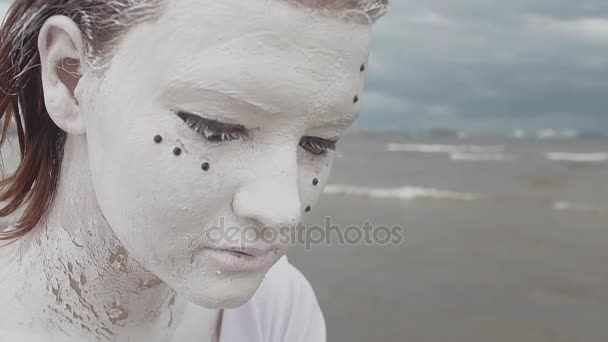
[218,256,326,342]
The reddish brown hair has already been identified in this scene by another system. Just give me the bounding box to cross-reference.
[0,2,62,241]
[0,0,164,241]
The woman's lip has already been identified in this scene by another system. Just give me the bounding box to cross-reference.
[217,246,273,257]
[200,247,282,272]
[228,249,254,257]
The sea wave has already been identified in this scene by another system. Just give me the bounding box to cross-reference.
[510,129,527,139]
[324,184,479,201]
[387,144,504,154]
[552,201,607,214]
[536,129,578,140]
[546,152,608,163]
[450,152,516,161]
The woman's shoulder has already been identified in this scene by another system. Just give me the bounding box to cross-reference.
[220,256,326,342]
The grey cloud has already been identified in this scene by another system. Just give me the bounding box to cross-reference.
[359,0,608,132]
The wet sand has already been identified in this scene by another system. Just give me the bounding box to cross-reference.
[289,197,608,342]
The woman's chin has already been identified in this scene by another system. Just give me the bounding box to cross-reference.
[189,293,255,310]
[176,272,266,309]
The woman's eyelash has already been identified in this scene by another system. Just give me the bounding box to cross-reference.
[176,111,248,142]
[299,136,337,155]
[176,111,335,155]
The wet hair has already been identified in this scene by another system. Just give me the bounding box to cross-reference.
[0,0,389,241]
[287,0,389,23]
[0,0,166,241]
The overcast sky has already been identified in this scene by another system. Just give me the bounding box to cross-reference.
[2,0,607,134]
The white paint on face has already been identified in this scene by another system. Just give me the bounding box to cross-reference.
[81,0,373,308]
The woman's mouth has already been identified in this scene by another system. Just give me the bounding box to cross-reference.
[228,249,254,257]
[194,245,283,273]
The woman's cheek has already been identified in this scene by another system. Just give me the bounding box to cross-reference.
[297,150,334,214]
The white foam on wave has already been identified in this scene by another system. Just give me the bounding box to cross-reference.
[536,129,578,140]
[552,201,607,214]
[324,184,479,201]
[546,152,608,163]
[510,129,527,139]
[450,152,516,161]
[387,144,505,154]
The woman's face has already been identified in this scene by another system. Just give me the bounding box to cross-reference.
[82,0,372,308]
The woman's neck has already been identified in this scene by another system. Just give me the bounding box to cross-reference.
[1,135,218,341]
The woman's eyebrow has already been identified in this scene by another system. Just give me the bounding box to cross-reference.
[175,110,247,130]
[162,81,280,116]
[162,80,359,127]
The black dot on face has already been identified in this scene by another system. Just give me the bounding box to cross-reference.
[154,135,162,143]
[353,95,359,104]
[360,64,366,72]
[312,178,319,186]
[201,162,210,171]
[173,147,182,156]
[305,206,311,212]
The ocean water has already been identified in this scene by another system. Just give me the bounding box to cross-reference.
[324,133,608,207]
[289,132,608,342]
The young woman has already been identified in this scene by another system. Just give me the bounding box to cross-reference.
[0,0,389,340]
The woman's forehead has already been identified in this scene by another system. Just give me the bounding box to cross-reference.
[109,0,372,121]
[154,0,374,49]
[115,0,373,71]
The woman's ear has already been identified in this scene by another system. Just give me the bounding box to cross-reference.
[38,15,86,135]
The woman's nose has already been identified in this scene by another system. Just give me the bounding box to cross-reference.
[232,142,303,228]
[232,179,302,229]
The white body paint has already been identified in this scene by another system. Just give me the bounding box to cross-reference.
[0,0,374,340]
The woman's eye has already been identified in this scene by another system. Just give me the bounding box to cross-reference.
[299,136,337,155]
[177,111,248,142]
